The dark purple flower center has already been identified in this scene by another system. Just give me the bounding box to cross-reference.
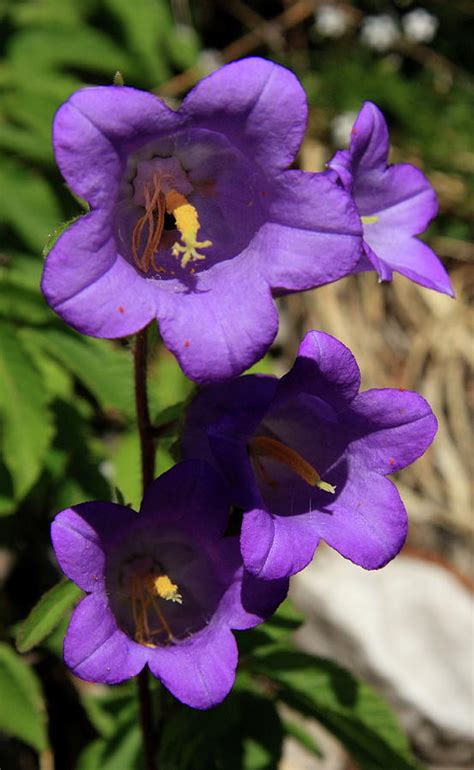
[113,129,267,285]
[106,533,223,647]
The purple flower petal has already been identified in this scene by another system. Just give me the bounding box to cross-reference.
[345,389,438,474]
[148,626,238,709]
[41,211,156,337]
[320,473,408,569]
[363,230,454,295]
[157,254,279,383]
[51,502,138,591]
[263,171,362,292]
[328,101,453,297]
[139,460,230,539]
[181,57,308,174]
[183,330,437,579]
[53,86,182,206]
[241,508,320,580]
[64,592,148,684]
[52,461,287,705]
[182,375,278,468]
[276,331,361,410]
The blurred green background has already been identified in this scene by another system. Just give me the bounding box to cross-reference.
[0,1,472,768]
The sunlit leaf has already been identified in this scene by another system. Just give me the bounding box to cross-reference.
[252,650,422,770]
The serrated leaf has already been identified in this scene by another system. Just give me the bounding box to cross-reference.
[252,650,422,770]
[0,284,54,325]
[104,0,172,83]
[16,578,83,653]
[0,159,61,251]
[26,329,135,418]
[0,322,54,498]
[0,642,48,752]
[8,26,132,81]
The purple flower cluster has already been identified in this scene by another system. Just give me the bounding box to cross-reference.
[47,58,444,709]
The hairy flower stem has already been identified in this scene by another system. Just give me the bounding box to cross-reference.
[134,326,159,770]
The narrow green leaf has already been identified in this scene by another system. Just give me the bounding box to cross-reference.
[0,322,54,498]
[0,642,48,752]
[16,578,83,653]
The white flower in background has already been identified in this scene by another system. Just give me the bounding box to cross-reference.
[360,14,400,52]
[331,111,358,147]
[402,8,439,43]
[315,4,349,38]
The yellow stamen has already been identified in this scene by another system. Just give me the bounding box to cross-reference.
[165,190,212,268]
[131,176,212,272]
[154,575,183,604]
[127,570,182,646]
[248,435,336,494]
[360,215,379,224]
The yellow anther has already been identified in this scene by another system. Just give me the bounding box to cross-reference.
[165,190,212,268]
[360,215,379,224]
[248,435,336,494]
[154,575,183,604]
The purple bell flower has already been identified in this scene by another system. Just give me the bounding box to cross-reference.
[41,57,362,383]
[182,331,438,581]
[328,101,453,296]
[51,461,288,709]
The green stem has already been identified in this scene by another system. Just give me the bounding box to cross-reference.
[134,326,159,770]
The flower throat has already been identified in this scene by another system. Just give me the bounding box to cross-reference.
[132,173,212,273]
[127,568,182,647]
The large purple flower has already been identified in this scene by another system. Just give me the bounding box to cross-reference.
[41,57,362,383]
[51,461,287,709]
[328,101,453,296]
[182,331,437,580]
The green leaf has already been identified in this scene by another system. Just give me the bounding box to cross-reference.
[104,0,173,84]
[282,719,322,758]
[42,215,83,257]
[77,704,142,770]
[0,642,48,752]
[0,322,54,498]
[0,159,61,251]
[252,650,422,770]
[16,578,83,653]
[26,329,135,418]
[237,599,304,656]
[0,284,54,325]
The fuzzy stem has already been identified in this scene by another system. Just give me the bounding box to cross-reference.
[134,326,158,770]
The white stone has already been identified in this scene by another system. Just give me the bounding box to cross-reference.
[291,546,474,764]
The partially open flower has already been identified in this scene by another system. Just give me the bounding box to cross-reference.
[182,331,438,580]
[42,57,361,383]
[51,461,288,709]
[328,101,453,296]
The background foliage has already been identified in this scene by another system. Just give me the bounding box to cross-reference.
[0,1,472,768]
